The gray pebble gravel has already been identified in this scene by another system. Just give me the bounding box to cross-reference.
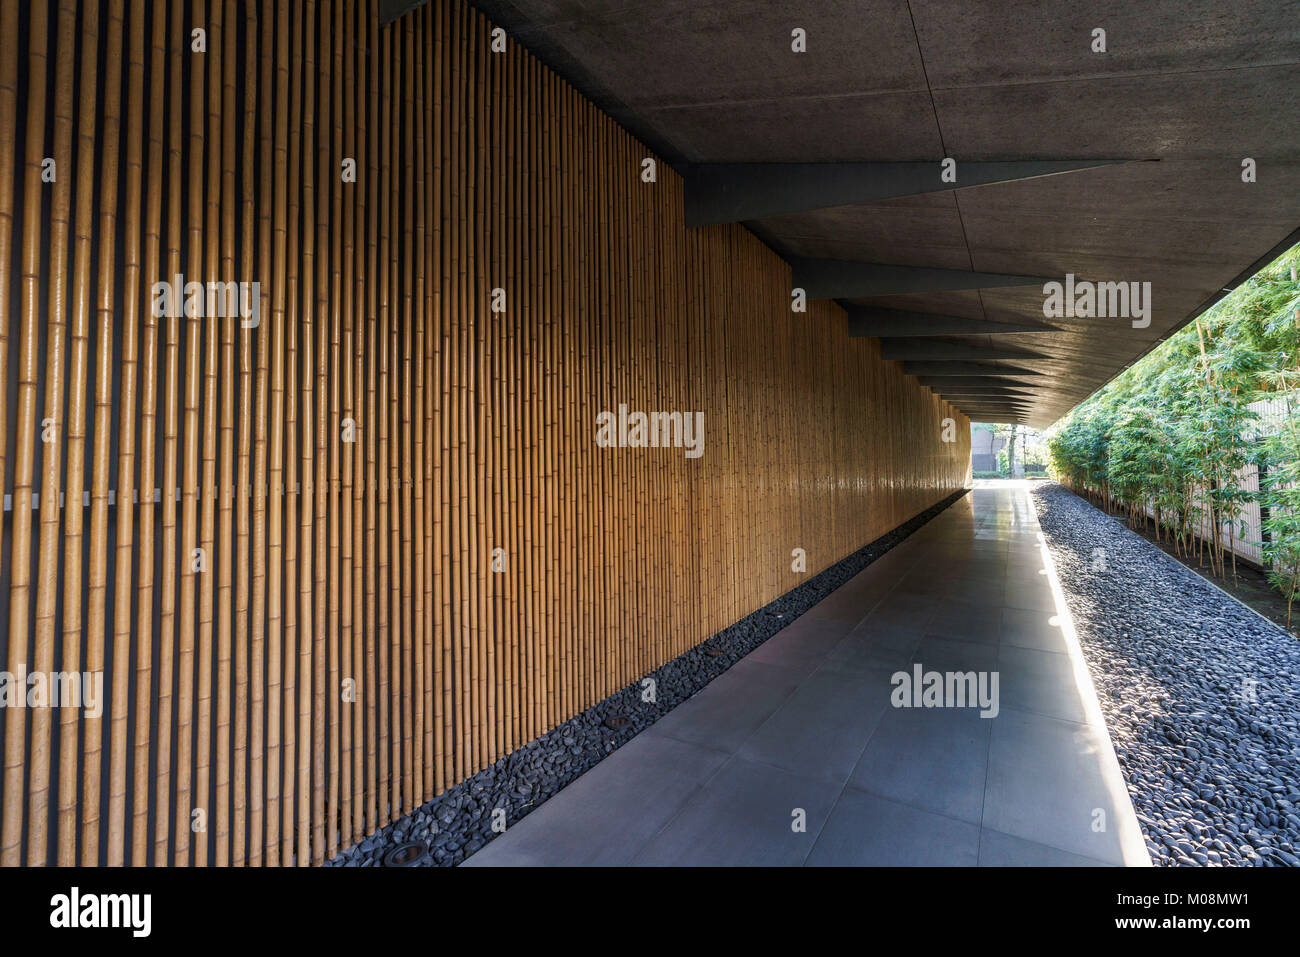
[1033,483,1300,867]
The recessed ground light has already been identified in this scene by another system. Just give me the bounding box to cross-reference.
[603,714,629,730]
[705,647,726,658]
[384,840,429,867]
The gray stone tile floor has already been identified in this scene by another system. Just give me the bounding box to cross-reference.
[462,485,1151,867]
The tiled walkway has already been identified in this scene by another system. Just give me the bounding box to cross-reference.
[463,483,1151,866]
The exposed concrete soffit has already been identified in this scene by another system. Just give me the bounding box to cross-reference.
[950,396,1034,404]
[937,392,1036,401]
[917,375,1045,390]
[682,160,1137,227]
[846,305,1059,338]
[791,258,1054,300]
[901,361,1044,377]
[931,384,1037,394]
[880,339,1050,362]
[1068,222,1300,415]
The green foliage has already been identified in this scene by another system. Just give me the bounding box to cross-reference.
[1259,392,1300,620]
[1046,243,1300,601]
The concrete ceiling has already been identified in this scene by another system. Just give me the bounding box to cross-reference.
[392,0,1300,426]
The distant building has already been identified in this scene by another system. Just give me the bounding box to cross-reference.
[971,427,1008,472]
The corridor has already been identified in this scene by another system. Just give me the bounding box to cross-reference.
[464,484,1151,866]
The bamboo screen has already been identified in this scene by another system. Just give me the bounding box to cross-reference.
[0,0,970,866]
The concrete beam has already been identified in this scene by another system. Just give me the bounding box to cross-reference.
[682,160,1128,227]
[791,257,1052,300]
[846,306,1059,338]
[937,383,1037,392]
[934,385,1037,396]
[917,375,1044,389]
[902,361,1044,377]
[939,394,1036,404]
[881,339,1049,362]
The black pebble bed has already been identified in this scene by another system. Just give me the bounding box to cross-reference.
[1032,482,1300,867]
[326,488,970,866]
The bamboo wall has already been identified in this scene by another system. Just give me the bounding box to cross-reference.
[0,0,970,866]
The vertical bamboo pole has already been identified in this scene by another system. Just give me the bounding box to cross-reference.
[504,25,520,758]
[482,7,494,760]
[294,0,316,867]
[265,0,291,868]
[501,14,513,759]
[597,102,607,686]
[420,1,438,801]
[171,0,207,868]
[0,0,47,868]
[108,0,146,869]
[586,89,598,711]
[376,11,390,822]
[249,0,278,868]
[501,20,516,758]
[363,0,379,834]
[436,0,455,793]
[281,0,306,867]
[576,83,588,711]
[613,114,625,693]
[214,0,239,868]
[399,13,416,815]
[596,97,610,706]
[233,0,258,868]
[464,2,478,775]
[0,1,15,853]
[192,0,225,870]
[61,0,102,865]
[154,0,185,866]
[409,8,428,806]
[539,48,549,738]
[557,56,568,712]
[452,0,468,789]
[352,0,370,843]
[310,0,334,865]
[538,31,550,744]
[324,0,343,861]
[386,18,403,816]
[132,0,167,867]
[515,40,529,747]
[477,5,491,771]
[29,0,80,867]
[81,0,126,867]
[339,0,358,849]
[376,11,392,827]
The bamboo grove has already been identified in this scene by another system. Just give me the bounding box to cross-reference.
[0,1,969,866]
[1047,242,1300,616]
